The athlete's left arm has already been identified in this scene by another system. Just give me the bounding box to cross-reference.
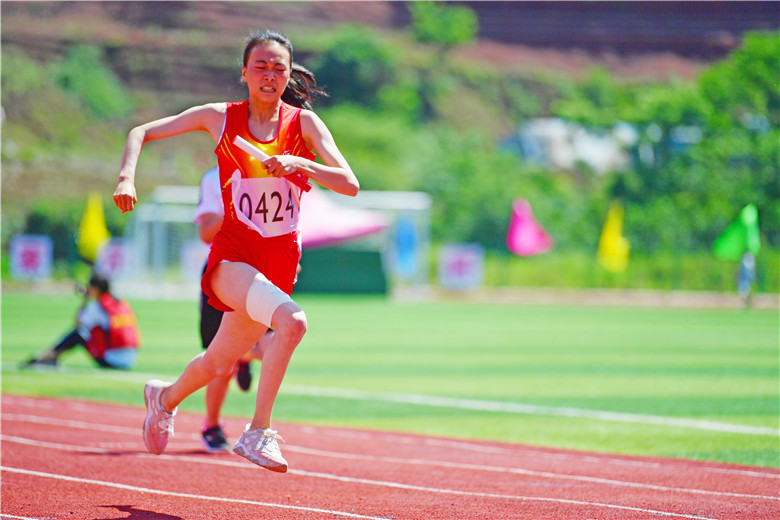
[263,110,360,197]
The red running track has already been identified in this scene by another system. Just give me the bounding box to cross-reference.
[1,394,778,519]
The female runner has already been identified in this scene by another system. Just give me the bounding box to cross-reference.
[113,30,359,472]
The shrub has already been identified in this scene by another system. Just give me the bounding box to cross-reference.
[51,45,132,119]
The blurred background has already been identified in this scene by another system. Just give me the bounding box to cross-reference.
[2,1,778,303]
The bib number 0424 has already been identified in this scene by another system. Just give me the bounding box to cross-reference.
[239,189,295,224]
[230,171,300,237]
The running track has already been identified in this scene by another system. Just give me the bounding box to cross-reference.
[2,395,778,519]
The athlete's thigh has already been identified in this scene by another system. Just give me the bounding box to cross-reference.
[210,261,260,316]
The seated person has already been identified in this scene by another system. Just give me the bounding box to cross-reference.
[22,272,140,370]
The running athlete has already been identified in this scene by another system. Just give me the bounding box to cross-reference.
[113,30,359,472]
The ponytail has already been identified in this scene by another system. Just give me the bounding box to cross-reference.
[283,62,328,110]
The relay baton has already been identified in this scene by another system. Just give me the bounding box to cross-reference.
[233,135,312,192]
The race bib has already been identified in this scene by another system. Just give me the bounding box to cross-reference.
[230,170,300,237]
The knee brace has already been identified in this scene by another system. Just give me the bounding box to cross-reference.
[245,272,294,326]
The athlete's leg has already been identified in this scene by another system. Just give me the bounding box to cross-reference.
[213,261,306,431]
[249,304,305,429]
[158,263,268,413]
[156,261,304,430]
[160,313,265,413]
[247,329,274,361]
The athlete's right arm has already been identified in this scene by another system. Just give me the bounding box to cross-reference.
[113,103,227,214]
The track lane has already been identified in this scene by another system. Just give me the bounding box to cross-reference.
[2,395,778,520]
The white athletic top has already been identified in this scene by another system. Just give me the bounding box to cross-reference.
[76,300,109,341]
[193,167,224,240]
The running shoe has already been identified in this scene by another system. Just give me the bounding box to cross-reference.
[142,379,177,455]
[202,425,230,453]
[233,425,288,472]
[236,360,252,392]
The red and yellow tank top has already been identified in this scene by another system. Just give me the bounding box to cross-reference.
[214,100,315,238]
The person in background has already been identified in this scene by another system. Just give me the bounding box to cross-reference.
[737,251,756,309]
[194,165,255,452]
[22,272,140,370]
[112,29,359,472]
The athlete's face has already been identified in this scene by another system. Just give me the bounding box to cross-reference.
[242,42,291,101]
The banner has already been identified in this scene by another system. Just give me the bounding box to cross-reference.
[438,243,484,290]
[10,235,53,280]
[95,239,133,280]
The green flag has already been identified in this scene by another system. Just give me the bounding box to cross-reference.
[712,204,760,261]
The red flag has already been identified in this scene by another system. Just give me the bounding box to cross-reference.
[506,198,553,256]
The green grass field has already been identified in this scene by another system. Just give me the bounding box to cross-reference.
[2,292,778,468]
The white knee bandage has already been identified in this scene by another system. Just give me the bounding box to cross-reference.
[245,272,294,326]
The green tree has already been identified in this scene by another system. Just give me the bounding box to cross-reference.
[552,32,779,252]
[52,45,133,119]
[699,31,779,130]
[409,1,478,49]
[408,2,478,121]
[309,26,397,107]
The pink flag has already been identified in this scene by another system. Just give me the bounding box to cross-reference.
[506,198,553,256]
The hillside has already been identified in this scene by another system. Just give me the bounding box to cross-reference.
[1,2,777,292]
[6,1,772,99]
[0,1,734,210]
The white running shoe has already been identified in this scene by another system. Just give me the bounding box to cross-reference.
[142,379,177,455]
[233,425,288,472]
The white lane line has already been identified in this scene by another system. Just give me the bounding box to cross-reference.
[285,445,780,501]
[5,406,772,480]
[286,468,720,520]
[297,424,779,478]
[3,434,778,506]
[2,414,137,434]
[5,372,777,436]
[6,413,780,486]
[1,454,715,520]
[0,466,387,520]
[0,515,57,520]
[283,385,780,436]
[4,412,779,483]
[2,394,141,420]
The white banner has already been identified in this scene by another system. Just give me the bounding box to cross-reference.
[10,235,53,280]
[437,243,484,290]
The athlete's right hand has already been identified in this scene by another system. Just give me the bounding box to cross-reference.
[113,177,138,214]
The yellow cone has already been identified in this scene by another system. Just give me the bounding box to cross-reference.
[77,192,111,263]
[597,202,630,273]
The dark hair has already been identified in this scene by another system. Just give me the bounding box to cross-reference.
[242,30,327,110]
[88,272,110,295]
